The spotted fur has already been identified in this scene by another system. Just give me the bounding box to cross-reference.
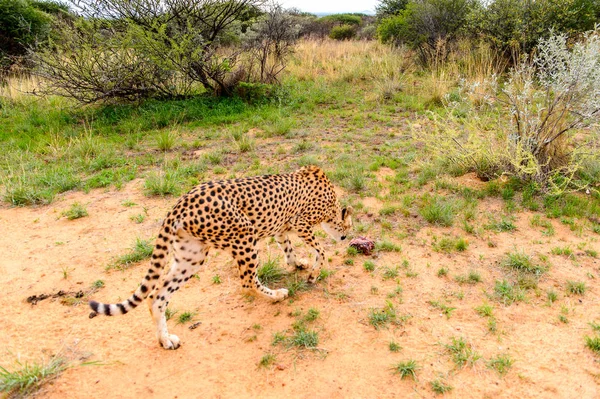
[89,166,353,349]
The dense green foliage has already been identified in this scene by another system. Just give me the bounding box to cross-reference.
[377,0,600,64]
[0,0,61,70]
[329,25,357,40]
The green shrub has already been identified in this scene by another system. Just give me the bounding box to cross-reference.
[329,25,356,40]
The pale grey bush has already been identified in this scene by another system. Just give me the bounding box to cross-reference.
[443,29,600,190]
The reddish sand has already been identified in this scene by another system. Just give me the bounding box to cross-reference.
[1,179,599,398]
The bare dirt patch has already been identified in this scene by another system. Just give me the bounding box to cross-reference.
[2,181,600,398]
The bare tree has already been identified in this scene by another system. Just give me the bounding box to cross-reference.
[32,0,298,102]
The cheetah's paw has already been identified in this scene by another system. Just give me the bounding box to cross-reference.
[272,288,289,302]
[159,334,181,350]
[295,258,310,270]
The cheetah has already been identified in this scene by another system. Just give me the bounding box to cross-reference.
[89,166,353,349]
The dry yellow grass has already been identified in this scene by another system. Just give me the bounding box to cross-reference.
[286,39,414,84]
[0,74,41,101]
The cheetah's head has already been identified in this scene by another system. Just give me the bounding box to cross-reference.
[321,205,353,241]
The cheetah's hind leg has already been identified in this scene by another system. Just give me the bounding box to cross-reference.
[148,231,208,349]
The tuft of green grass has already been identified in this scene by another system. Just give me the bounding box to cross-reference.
[494,280,526,305]
[0,356,67,397]
[144,171,181,197]
[363,260,376,272]
[257,258,287,285]
[488,354,514,376]
[346,246,359,256]
[318,268,333,281]
[474,303,493,317]
[437,267,448,277]
[177,311,196,324]
[165,307,178,321]
[486,216,517,232]
[112,238,154,270]
[285,275,309,298]
[258,353,276,368]
[392,360,418,380]
[272,332,287,346]
[551,246,575,259]
[212,275,222,284]
[445,337,481,368]
[430,379,453,395]
[156,130,178,151]
[92,280,105,289]
[389,341,402,352]
[547,289,558,304]
[428,300,456,318]
[375,240,402,253]
[586,336,600,354]
[382,266,399,280]
[566,280,586,295]
[586,249,598,258]
[501,251,546,275]
[130,213,146,224]
[455,271,482,285]
[368,301,399,330]
[61,202,88,220]
[289,327,319,349]
[419,195,455,226]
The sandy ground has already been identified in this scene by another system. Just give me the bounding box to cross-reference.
[2,178,600,398]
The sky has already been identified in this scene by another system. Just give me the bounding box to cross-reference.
[279,0,379,15]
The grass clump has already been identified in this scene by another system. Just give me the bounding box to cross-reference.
[392,360,418,380]
[91,280,105,289]
[566,280,586,295]
[455,271,482,285]
[430,379,453,394]
[176,311,196,324]
[289,328,319,349]
[164,307,178,321]
[433,236,469,253]
[419,195,455,226]
[112,237,153,270]
[363,260,376,272]
[285,275,309,297]
[445,337,481,368]
[0,356,67,398]
[382,266,399,280]
[486,216,517,232]
[368,301,399,330]
[428,300,456,318]
[501,251,547,275]
[258,353,276,368]
[144,171,180,197]
[156,130,178,151]
[375,240,402,253]
[61,202,88,220]
[488,354,514,376]
[551,246,575,259]
[257,258,287,285]
[389,341,402,352]
[474,303,493,317]
[586,336,600,354]
[493,280,526,305]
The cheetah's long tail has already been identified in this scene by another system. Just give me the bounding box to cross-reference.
[88,223,172,317]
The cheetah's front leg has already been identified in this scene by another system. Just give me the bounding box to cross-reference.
[289,218,325,283]
[274,233,309,270]
[230,227,288,302]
